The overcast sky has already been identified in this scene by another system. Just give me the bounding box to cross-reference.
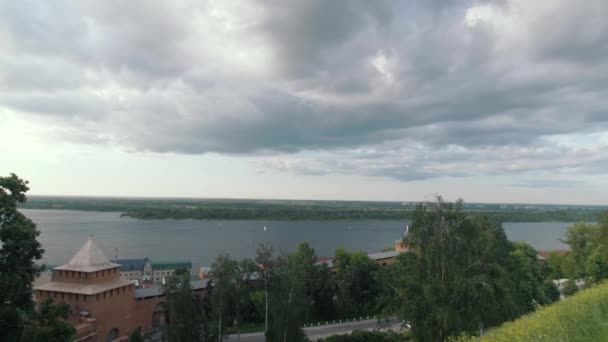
[1,0,607,204]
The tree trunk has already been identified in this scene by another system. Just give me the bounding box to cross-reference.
[265,280,269,335]
[284,271,295,342]
[218,285,223,342]
[236,286,241,341]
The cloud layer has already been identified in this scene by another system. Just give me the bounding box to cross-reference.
[1,0,607,182]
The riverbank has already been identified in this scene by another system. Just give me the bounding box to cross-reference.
[19,196,606,222]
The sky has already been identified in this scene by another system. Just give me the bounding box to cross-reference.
[1,0,607,205]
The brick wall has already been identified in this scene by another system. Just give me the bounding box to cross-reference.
[37,283,136,341]
[54,267,121,285]
[36,284,206,340]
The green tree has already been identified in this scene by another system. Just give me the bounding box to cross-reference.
[256,242,319,342]
[233,259,256,340]
[545,251,567,279]
[163,269,204,342]
[248,290,266,324]
[255,243,274,335]
[210,254,237,342]
[561,222,599,278]
[128,326,144,342]
[508,242,554,309]
[586,246,608,280]
[0,174,44,340]
[19,298,75,342]
[309,263,337,322]
[586,211,608,281]
[266,246,310,342]
[562,279,578,296]
[334,249,380,318]
[596,211,608,248]
[388,198,535,341]
[542,280,561,303]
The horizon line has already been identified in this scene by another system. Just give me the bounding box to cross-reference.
[26,194,608,208]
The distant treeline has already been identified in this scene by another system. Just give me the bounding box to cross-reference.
[121,207,603,222]
[121,207,414,220]
[19,196,606,222]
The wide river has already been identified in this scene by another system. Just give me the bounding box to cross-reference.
[22,209,570,272]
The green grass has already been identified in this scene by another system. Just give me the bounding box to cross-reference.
[577,322,608,342]
[454,282,608,342]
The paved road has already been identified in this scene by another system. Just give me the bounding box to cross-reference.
[225,319,402,342]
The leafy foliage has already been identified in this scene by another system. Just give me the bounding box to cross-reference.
[0,174,45,340]
[209,254,238,341]
[562,279,579,297]
[385,198,553,341]
[542,280,560,303]
[163,270,206,342]
[334,249,381,318]
[19,298,75,342]
[264,243,314,342]
[129,327,144,342]
[545,212,608,283]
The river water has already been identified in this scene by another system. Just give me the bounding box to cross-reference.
[21,209,570,272]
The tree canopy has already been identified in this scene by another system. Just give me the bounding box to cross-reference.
[385,198,553,341]
[19,299,75,342]
[546,212,608,282]
[1,174,45,340]
[163,269,206,342]
[1,173,77,342]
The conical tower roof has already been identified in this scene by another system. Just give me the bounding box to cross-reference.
[55,236,120,272]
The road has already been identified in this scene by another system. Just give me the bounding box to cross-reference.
[225,319,402,342]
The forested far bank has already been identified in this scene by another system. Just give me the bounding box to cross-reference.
[120,206,603,222]
[18,196,606,222]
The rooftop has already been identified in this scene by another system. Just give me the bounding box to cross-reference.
[54,236,120,273]
[35,278,134,295]
[151,260,192,270]
[367,250,404,260]
[117,258,148,271]
[537,250,569,261]
[134,279,209,299]
[316,249,408,268]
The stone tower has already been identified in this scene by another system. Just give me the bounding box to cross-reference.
[35,236,136,341]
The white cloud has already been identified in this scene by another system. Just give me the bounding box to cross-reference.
[464,4,497,28]
[1,0,608,193]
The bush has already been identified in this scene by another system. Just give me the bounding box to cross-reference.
[453,282,608,342]
[542,280,561,302]
[562,279,578,297]
[129,327,143,342]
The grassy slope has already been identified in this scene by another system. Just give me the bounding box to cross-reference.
[462,282,608,342]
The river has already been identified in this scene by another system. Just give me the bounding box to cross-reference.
[21,209,570,272]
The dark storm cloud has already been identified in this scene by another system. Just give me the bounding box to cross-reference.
[255,0,391,78]
[1,0,608,184]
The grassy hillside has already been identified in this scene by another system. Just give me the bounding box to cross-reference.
[457,282,608,342]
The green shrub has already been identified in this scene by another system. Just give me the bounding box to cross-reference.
[542,280,561,302]
[562,279,579,296]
